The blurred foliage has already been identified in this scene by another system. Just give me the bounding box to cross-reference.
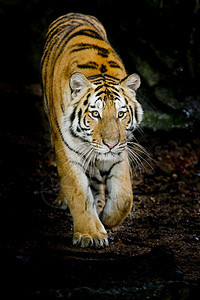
[0,0,199,131]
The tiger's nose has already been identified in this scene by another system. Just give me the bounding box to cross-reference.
[103,140,119,150]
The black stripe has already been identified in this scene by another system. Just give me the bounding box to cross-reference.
[70,106,77,123]
[49,14,71,29]
[97,47,109,58]
[95,90,106,97]
[78,108,82,124]
[94,85,103,92]
[135,106,139,123]
[87,74,104,81]
[77,64,97,69]
[70,126,79,138]
[70,43,109,58]
[87,74,120,86]
[129,105,134,127]
[108,60,122,69]
[91,176,104,185]
[82,116,90,130]
[104,81,117,87]
[110,90,120,97]
[83,93,91,106]
[77,62,98,69]
[84,99,89,106]
[74,14,106,39]
[100,64,107,73]
[60,102,65,113]
[104,74,120,82]
[67,29,104,44]
[89,79,104,85]
[124,96,129,105]
[100,161,123,178]
[129,105,133,118]
[82,107,91,130]
[78,108,91,132]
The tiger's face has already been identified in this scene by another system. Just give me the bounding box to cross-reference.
[66,72,143,160]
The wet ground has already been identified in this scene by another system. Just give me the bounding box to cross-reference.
[0,83,200,298]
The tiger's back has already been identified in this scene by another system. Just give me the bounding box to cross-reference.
[41,13,127,116]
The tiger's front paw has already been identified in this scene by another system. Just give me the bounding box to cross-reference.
[100,197,132,229]
[73,231,109,248]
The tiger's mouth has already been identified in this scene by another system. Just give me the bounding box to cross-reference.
[92,140,126,156]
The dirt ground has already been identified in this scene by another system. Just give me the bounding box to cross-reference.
[0,83,200,298]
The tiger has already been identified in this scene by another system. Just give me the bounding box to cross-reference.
[41,13,143,248]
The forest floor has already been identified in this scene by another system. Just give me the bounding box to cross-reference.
[0,83,200,298]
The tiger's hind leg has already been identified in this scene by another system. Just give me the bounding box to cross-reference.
[53,183,68,209]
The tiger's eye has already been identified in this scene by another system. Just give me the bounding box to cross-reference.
[118,111,125,118]
[91,110,100,118]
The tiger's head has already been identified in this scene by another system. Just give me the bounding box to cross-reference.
[66,72,143,161]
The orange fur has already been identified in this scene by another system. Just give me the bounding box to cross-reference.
[41,13,143,248]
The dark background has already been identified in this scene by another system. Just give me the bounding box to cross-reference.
[1,1,200,297]
[0,0,200,130]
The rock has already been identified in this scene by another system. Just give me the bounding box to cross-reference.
[141,111,192,131]
[129,53,162,87]
[154,87,183,110]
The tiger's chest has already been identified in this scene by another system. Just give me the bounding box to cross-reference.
[95,157,122,175]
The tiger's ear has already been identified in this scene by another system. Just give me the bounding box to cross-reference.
[120,74,141,91]
[70,72,91,98]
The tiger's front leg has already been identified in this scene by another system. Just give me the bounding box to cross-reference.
[90,169,106,216]
[56,144,108,248]
[100,158,133,229]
